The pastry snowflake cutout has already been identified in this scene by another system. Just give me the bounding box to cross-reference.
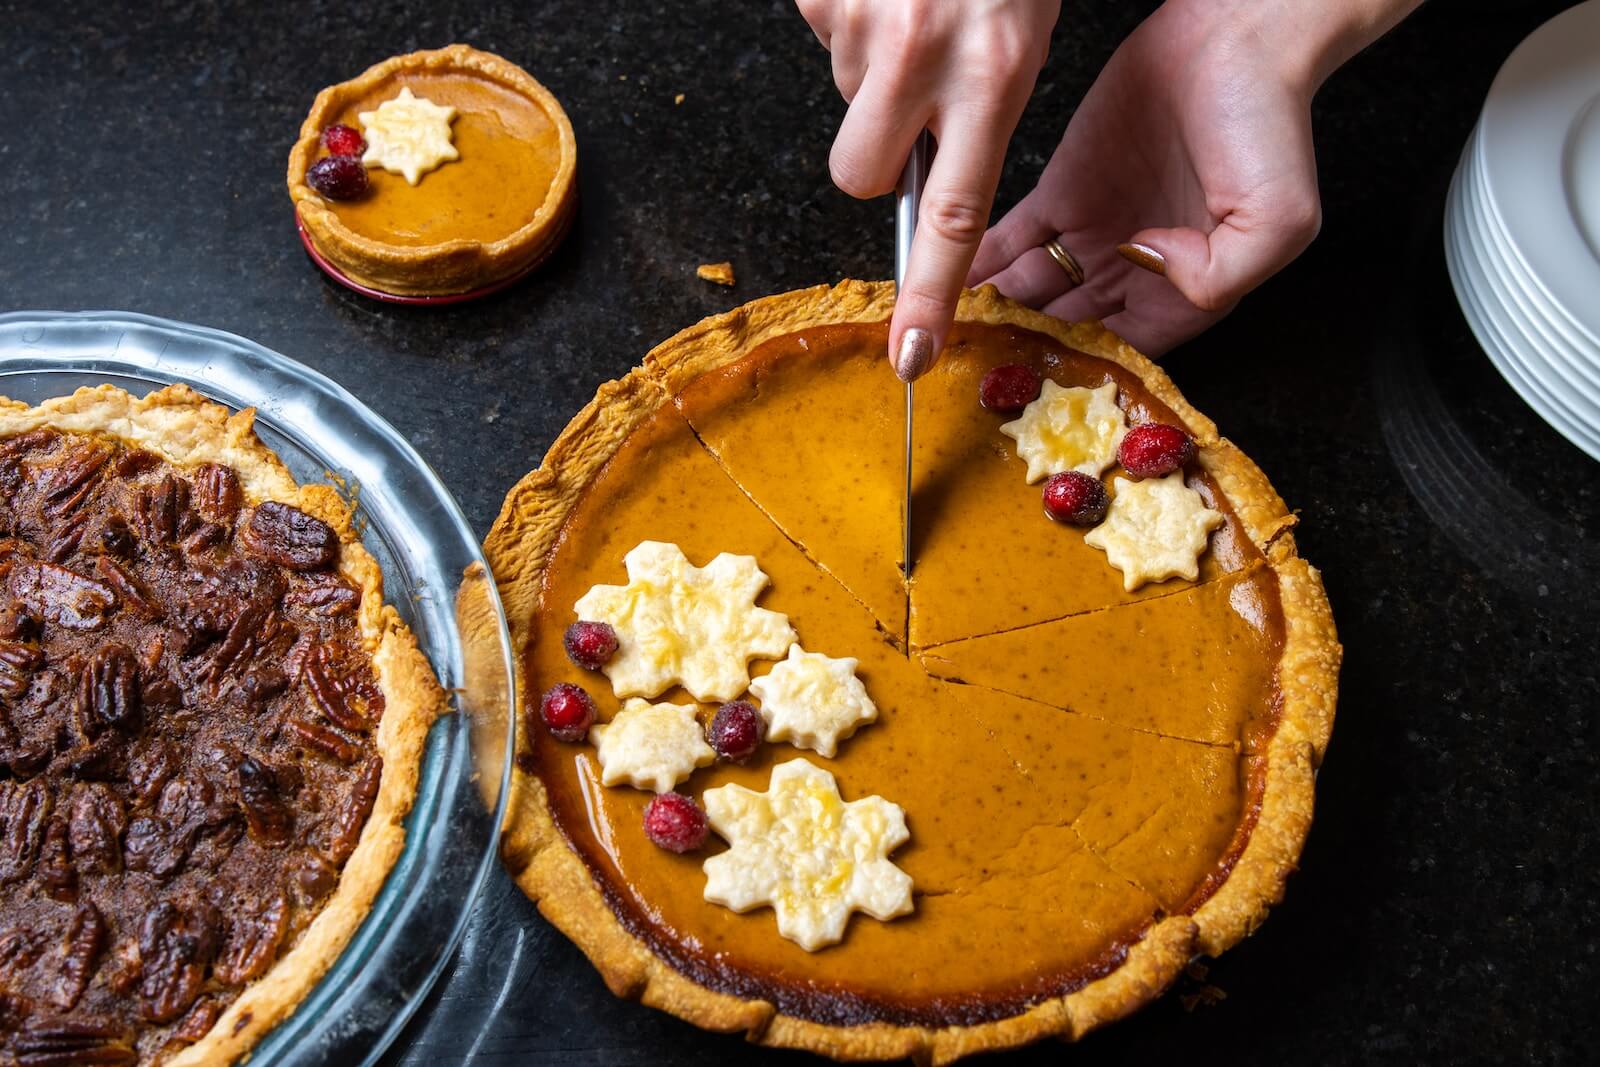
[589,698,715,793]
[574,541,796,703]
[999,380,1128,483]
[748,644,877,758]
[702,759,912,951]
[1084,473,1224,591]
[359,87,460,185]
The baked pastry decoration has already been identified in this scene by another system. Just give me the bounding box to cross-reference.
[486,282,1339,1062]
[288,44,577,297]
[0,385,441,1066]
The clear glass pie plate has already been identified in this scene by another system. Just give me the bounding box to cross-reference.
[0,311,517,1066]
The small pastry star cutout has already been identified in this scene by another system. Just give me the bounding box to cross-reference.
[574,541,796,703]
[748,644,877,758]
[999,380,1128,483]
[589,698,715,793]
[702,759,913,951]
[1084,473,1224,591]
[358,87,460,185]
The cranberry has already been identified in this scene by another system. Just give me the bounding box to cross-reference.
[708,701,765,762]
[1118,423,1196,478]
[979,364,1043,413]
[642,792,708,853]
[306,156,369,200]
[1042,471,1109,525]
[538,683,596,743]
[321,123,367,158]
[563,620,619,671]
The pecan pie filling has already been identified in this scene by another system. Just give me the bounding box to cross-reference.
[0,428,385,1063]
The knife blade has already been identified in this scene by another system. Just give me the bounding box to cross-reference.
[896,130,931,579]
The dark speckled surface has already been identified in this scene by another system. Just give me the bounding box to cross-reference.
[3,1,1598,1063]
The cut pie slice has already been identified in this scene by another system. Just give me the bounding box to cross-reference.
[908,324,1285,649]
[671,324,908,640]
[920,565,1285,747]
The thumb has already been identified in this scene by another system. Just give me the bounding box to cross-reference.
[1124,200,1320,314]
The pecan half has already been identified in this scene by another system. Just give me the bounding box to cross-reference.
[133,475,190,545]
[285,578,361,617]
[49,902,105,1010]
[76,643,142,739]
[8,560,115,630]
[191,463,242,524]
[13,1015,136,1067]
[137,900,218,1023]
[37,817,74,901]
[303,642,379,732]
[237,756,292,846]
[39,444,109,521]
[172,995,223,1043]
[240,501,338,571]
[213,890,289,985]
[93,556,163,619]
[287,719,360,764]
[68,785,125,874]
[0,639,42,700]
[323,756,382,864]
[0,779,51,885]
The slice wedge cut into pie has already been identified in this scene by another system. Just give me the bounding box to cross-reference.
[0,385,442,1065]
[485,281,1339,1062]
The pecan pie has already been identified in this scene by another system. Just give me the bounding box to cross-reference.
[0,385,441,1065]
[485,283,1338,1061]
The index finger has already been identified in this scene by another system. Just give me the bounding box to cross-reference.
[888,117,1008,381]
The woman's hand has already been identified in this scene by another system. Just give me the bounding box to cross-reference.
[798,0,1061,379]
[969,0,1420,356]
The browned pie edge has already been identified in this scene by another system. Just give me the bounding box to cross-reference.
[287,44,579,297]
[483,281,1341,1063]
[0,383,445,1066]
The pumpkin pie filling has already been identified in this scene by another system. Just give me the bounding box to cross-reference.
[319,71,563,248]
[519,320,1293,1023]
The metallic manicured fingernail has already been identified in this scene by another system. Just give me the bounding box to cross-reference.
[894,328,934,382]
[1117,242,1167,276]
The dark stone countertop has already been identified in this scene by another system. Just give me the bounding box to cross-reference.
[2,1,1596,1063]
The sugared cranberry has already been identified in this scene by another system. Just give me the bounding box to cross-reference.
[643,792,708,853]
[321,123,367,158]
[708,701,765,762]
[563,620,619,671]
[979,364,1043,413]
[538,683,596,743]
[306,156,369,200]
[1042,471,1109,525]
[1118,422,1196,478]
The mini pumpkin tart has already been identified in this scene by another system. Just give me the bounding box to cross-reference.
[288,45,577,297]
[484,282,1339,1062]
[0,384,442,1065]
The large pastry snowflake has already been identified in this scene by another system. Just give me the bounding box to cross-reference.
[702,759,913,951]
[574,541,796,702]
[1084,473,1224,590]
[999,379,1127,483]
[359,87,460,185]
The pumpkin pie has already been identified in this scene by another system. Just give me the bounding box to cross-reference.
[0,385,442,1065]
[288,45,577,297]
[485,282,1339,1061]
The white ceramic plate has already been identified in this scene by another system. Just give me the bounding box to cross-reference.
[1476,0,1600,348]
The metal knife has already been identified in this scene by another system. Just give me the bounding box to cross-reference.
[896,130,931,578]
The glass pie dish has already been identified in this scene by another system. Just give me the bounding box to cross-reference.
[0,311,516,1066]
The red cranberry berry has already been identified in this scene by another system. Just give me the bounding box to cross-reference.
[979,364,1043,413]
[1118,423,1196,478]
[708,700,765,762]
[1042,471,1109,525]
[306,156,369,200]
[563,620,619,671]
[642,792,708,853]
[538,683,596,743]
[321,123,367,158]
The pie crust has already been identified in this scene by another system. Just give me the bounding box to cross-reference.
[484,282,1339,1062]
[0,384,443,1065]
[287,45,578,297]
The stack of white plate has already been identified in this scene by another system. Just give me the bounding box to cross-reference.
[1445,0,1600,462]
